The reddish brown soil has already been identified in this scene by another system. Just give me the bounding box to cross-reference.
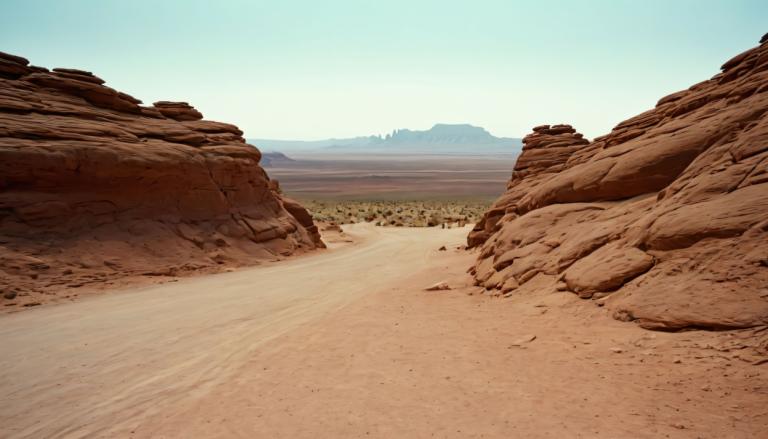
[2,225,765,438]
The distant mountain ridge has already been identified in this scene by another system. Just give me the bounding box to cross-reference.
[383,124,502,144]
[249,124,521,154]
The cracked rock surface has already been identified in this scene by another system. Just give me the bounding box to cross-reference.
[469,35,768,330]
[0,51,324,309]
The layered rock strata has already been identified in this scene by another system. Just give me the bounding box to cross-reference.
[0,51,324,307]
[469,36,768,330]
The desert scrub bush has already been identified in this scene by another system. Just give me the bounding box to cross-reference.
[299,199,490,228]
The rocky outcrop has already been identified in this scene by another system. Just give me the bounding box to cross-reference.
[152,101,204,121]
[0,51,324,308]
[467,124,588,247]
[469,36,768,330]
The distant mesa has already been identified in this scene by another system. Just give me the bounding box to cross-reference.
[250,123,521,154]
[260,151,295,167]
[381,123,503,144]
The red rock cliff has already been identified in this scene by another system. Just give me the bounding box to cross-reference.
[469,36,768,330]
[0,52,324,307]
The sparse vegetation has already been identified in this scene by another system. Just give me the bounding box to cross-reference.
[300,200,489,228]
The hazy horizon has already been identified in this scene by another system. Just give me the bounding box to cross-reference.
[2,0,766,140]
[249,122,521,142]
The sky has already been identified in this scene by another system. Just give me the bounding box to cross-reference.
[2,0,767,140]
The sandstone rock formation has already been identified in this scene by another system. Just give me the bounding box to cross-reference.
[469,36,768,330]
[467,124,588,247]
[0,51,324,308]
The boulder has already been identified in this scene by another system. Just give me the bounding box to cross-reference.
[425,282,451,291]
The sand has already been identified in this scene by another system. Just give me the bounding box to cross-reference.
[1,225,765,438]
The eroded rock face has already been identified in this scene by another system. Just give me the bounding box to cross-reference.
[467,124,589,247]
[469,36,768,330]
[0,51,324,307]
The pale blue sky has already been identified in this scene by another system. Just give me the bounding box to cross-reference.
[2,0,766,139]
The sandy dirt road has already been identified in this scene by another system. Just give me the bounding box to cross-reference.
[1,224,766,438]
[0,225,468,438]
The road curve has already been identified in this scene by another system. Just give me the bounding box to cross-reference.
[0,224,470,438]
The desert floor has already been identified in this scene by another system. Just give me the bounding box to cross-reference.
[1,224,765,438]
[265,153,518,200]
